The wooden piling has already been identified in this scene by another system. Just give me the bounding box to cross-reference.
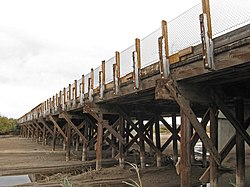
[155,114,161,167]
[172,113,178,163]
[210,107,218,187]
[235,98,245,187]
[96,114,103,170]
[66,123,71,161]
[180,109,191,187]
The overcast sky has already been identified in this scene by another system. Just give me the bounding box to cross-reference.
[0,0,201,119]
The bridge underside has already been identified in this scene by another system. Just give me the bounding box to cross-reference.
[20,24,250,186]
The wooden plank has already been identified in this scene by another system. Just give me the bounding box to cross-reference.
[49,115,67,140]
[166,80,221,165]
[60,112,89,144]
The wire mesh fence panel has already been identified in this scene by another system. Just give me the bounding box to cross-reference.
[141,28,161,68]
[77,78,82,98]
[168,3,202,55]
[84,73,90,94]
[105,57,115,84]
[120,44,134,76]
[210,0,250,38]
[94,65,101,89]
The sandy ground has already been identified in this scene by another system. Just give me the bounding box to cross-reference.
[0,135,249,187]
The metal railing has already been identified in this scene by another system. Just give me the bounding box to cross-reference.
[19,0,250,123]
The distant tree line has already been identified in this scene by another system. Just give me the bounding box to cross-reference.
[0,115,18,135]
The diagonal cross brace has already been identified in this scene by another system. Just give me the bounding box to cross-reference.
[84,104,126,145]
[116,105,163,156]
[60,112,89,144]
[165,80,221,165]
[210,89,250,146]
[39,119,53,135]
[200,116,250,183]
[49,115,67,140]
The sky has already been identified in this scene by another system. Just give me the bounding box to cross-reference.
[0,0,201,119]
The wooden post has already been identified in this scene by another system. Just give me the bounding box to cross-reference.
[119,117,125,168]
[52,125,56,151]
[35,123,39,144]
[133,38,141,90]
[180,109,191,187]
[155,114,161,167]
[81,75,85,104]
[172,113,178,163]
[139,114,145,169]
[200,0,214,69]
[75,135,79,151]
[113,52,120,95]
[100,61,105,99]
[63,87,66,110]
[66,123,71,161]
[82,122,88,161]
[160,20,170,78]
[88,69,94,102]
[210,106,218,187]
[111,135,116,158]
[42,125,46,145]
[96,113,103,170]
[235,98,245,187]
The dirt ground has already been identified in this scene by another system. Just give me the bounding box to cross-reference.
[0,135,249,187]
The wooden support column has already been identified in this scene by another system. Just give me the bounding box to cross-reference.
[52,125,56,151]
[75,135,79,151]
[99,61,105,99]
[96,113,103,170]
[82,122,88,161]
[149,124,154,156]
[155,114,161,167]
[35,123,39,144]
[111,135,116,158]
[180,109,192,187]
[66,122,71,161]
[42,125,46,145]
[139,114,145,169]
[172,113,178,163]
[210,106,218,187]
[133,38,141,90]
[235,98,245,187]
[119,117,125,168]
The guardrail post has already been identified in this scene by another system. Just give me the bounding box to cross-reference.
[80,74,85,104]
[63,87,66,110]
[159,20,170,78]
[99,60,105,99]
[73,79,77,107]
[88,69,94,102]
[113,51,120,95]
[133,38,141,90]
[200,0,214,69]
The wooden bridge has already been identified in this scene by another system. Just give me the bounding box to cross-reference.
[18,0,250,186]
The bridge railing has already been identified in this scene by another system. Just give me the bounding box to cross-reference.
[19,0,250,122]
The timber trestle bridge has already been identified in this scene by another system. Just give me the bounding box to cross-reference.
[18,0,250,186]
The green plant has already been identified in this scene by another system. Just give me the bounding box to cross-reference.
[122,162,142,187]
[0,115,18,134]
[63,177,73,187]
